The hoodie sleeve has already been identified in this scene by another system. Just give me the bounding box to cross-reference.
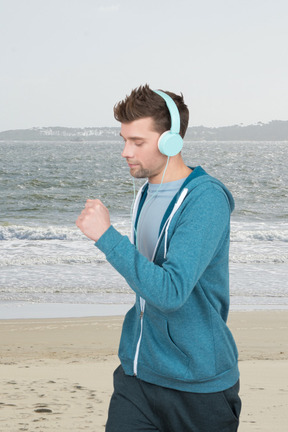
[95,183,231,313]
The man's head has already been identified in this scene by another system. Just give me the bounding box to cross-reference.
[114,84,189,139]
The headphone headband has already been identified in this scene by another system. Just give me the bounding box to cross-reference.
[153,89,183,157]
[153,90,181,134]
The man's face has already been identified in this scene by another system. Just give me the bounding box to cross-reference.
[120,117,167,184]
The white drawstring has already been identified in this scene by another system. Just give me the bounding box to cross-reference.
[164,188,188,258]
[151,188,189,261]
[130,181,147,243]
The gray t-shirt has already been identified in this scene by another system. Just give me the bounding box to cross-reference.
[136,178,185,260]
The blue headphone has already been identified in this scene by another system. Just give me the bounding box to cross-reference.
[153,90,183,157]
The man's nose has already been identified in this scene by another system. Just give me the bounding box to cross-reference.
[121,141,133,158]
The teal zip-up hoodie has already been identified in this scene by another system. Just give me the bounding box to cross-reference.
[96,166,239,393]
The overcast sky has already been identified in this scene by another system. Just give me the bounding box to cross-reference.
[1,0,288,131]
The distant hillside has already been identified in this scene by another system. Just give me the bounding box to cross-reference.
[0,126,119,142]
[1,121,288,141]
[185,120,288,141]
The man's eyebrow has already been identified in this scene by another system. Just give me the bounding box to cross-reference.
[119,133,144,140]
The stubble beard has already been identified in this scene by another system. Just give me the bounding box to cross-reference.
[130,164,151,179]
[131,169,150,179]
[130,162,167,182]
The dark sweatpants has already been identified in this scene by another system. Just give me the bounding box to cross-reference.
[106,365,241,432]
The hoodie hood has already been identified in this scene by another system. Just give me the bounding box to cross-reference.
[159,166,235,235]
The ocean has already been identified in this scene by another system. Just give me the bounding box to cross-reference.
[1,139,287,318]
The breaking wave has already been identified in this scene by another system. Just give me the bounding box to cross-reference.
[0,225,84,241]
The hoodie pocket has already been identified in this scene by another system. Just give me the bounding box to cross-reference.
[140,314,190,381]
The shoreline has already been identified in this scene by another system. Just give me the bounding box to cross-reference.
[0,311,287,431]
[0,302,133,320]
[1,301,288,320]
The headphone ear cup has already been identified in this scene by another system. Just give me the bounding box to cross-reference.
[158,131,183,157]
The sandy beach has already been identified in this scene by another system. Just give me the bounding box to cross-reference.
[0,310,287,431]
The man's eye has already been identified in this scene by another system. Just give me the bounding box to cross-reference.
[135,142,144,146]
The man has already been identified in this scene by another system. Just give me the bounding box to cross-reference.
[76,85,241,431]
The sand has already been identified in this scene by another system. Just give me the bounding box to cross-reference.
[0,310,287,431]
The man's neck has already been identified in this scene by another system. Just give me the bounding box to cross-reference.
[149,156,192,184]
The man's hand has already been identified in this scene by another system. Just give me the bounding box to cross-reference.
[76,199,111,242]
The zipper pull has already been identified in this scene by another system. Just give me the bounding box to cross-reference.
[140,311,144,319]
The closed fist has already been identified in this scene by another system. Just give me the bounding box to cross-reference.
[76,199,111,242]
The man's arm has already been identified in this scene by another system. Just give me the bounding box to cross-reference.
[76,186,230,313]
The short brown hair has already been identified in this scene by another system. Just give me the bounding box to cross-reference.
[114,84,189,138]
